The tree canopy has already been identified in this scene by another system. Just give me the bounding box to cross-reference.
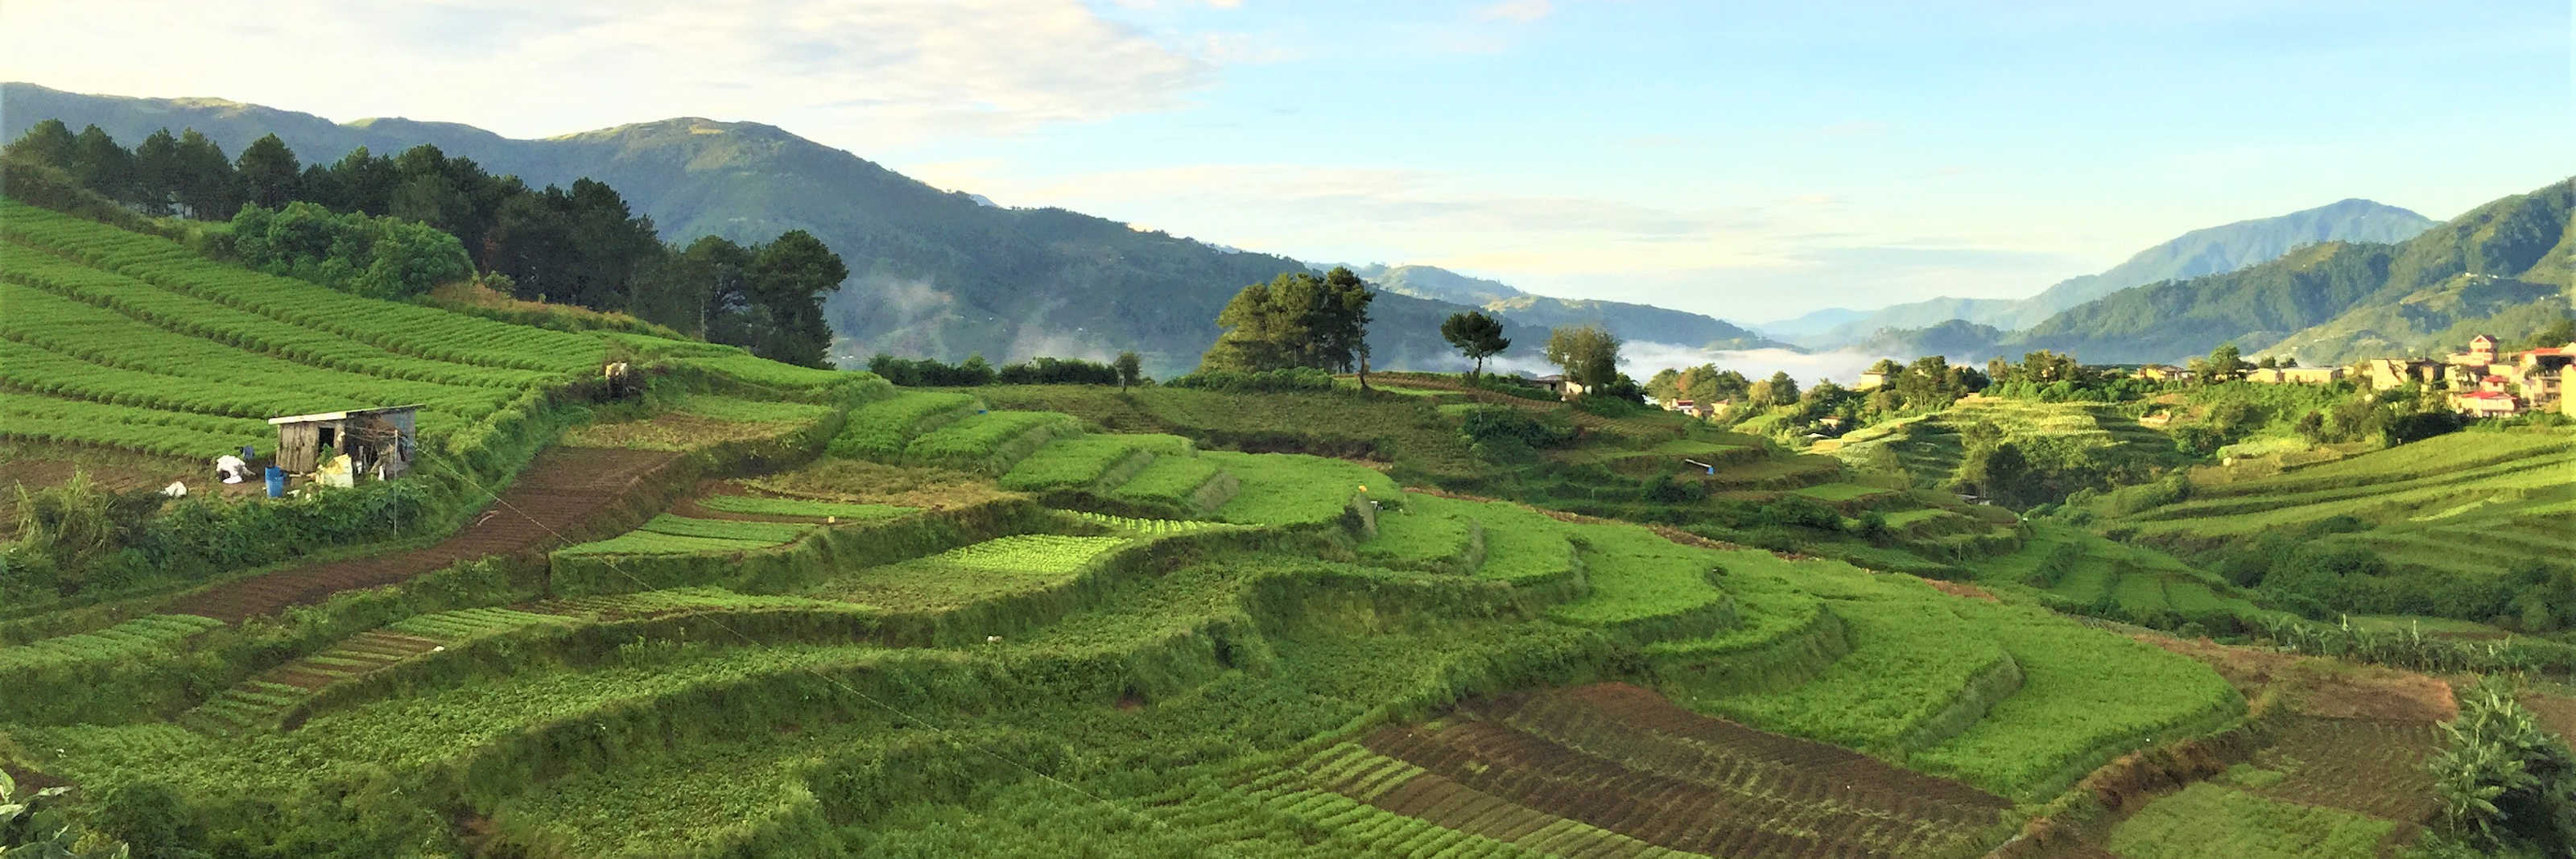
[1542,324,1620,389]
[1199,266,1375,374]
[1439,311,1511,378]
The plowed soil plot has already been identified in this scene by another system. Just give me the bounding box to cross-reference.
[2248,717,2441,824]
[1355,683,2009,859]
[167,448,679,623]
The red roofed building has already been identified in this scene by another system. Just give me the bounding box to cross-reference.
[2451,390,2521,418]
[2480,374,2515,394]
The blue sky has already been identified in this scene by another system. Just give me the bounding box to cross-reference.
[4,0,2570,321]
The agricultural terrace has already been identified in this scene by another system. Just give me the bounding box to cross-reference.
[2097,428,2576,580]
[0,199,878,483]
[1824,396,2179,489]
[2,202,2469,859]
[7,387,2264,856]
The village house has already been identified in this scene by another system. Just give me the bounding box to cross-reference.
[2514,347,2571,412]
[2450,334,2501,366]
[2359,357,2442,392]
[2565,365,2576,418]
[1534,374,1587,399]
[1853,370,1889,390]
[2138,365,2194,382]
[2451,390,2521,419]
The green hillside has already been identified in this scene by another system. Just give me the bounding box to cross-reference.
[3,203,2558,859]
[0,83,1777,375]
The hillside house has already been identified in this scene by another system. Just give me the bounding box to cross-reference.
[2565,365,2576,418]
[2479,374,2515,394]
[2360,357,2442,392]
[1534,375,1587,399]
[1666,399,1695,413]
[2139,365,2194,382]
[1854,370,1889,390]
[2450,390,2520,418]
[2450,334,2501,365]
[269,404,421,478]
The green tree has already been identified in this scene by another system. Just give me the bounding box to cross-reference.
[1761,370,1800,406]
[748,229,849,367]
[171,130,239,219]
[3,119,78,169]
[2524,316,2576,349]
[1542,324,1620,390]
[2206,342,2244,382]
[1439,311,1511,378]
[234,133,300,209]
[1114,352,1143,390]
[1199,269,1374,374]
[130,129,183,215]
[70,125,134,202]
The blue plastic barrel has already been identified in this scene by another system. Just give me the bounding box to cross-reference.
[265,467,287,498]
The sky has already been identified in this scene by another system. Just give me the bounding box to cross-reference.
[2,0,2571,324]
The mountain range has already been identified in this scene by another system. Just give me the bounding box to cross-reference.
[1758,199,2441,348]
[7,82,2566,375]
[0,82,1781,376]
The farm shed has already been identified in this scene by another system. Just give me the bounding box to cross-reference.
[267,404,422,477]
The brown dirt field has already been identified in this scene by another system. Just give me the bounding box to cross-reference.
[164,447,679,623]
[1343,683,2008,859]
[2250,717,2442,823]
[2140,634,2454,721]
[2526,693,2576,739]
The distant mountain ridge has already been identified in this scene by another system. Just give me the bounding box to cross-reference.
[1866,177,2573,365]
[1761,199,2439,349]
[2,82,1776,373]
[1348,263,1784,350]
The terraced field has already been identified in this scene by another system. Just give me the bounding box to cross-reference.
[1827,397,2180,488]
[2097,428,2576,577]
[1,196,2442,859]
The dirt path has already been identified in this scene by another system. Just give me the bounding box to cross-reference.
[165,447,679,624]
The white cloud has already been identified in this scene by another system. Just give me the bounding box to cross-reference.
[0,0,1222,145]
[1472,0,1554,23]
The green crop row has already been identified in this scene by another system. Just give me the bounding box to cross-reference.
[0,391,273,458]
[0,337,427,422]
[0,243,555,389]
[1,280,518,418]
[825,390,981,459]
[694,494,918,521]
[1697,589,2015,753]
[902,411,1080,471]
[1000,434,1193,491]
[1203,451,1395,527]
[0,614,225,671]
[1108,456,1223,505]
[1067,511,1232,535]
[1358,504,1480,572]
[0,202,605,374]
[635,514,818,544]
[556,516,818,557]
[2104,782,2395,859]
[1909,600,2245,800]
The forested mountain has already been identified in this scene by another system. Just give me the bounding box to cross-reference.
[1768,199,2438,350]
[1959,177,2572,365]
[0,83,1750,374]
[1348,263,1781,350]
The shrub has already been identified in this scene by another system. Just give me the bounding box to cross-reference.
[1162,367,1335,393]
[229,202,473,299]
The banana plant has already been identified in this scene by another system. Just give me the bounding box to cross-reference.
[0,771,126,859]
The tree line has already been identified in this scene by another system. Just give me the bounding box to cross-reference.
[3,120,848,366]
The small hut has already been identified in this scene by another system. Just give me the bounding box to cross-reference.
[267,405,423,478]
